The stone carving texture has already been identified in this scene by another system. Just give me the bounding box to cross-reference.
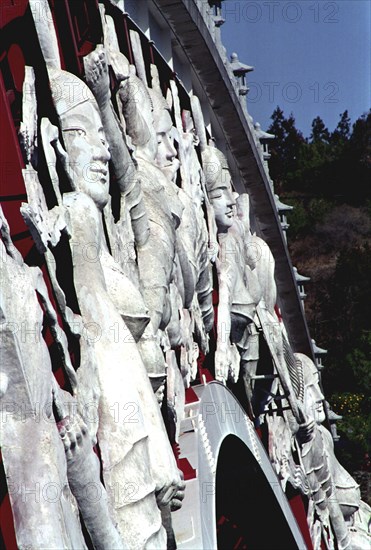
[0,2,369,549]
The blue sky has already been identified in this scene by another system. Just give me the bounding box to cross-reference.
[220,0,370,137]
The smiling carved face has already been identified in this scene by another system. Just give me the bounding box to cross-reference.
[61,101,111,211]
[304,367,326,424]
[208,170,236,232]
[154,108,180,182]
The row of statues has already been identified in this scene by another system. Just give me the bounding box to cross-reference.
[0,2,369,548]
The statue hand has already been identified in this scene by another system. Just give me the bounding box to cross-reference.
[57,414,90,463]
[170,471,186,512]
[109,49,130,82]
[228,343,241,383]
[155,472,184,509]
[296,418,315,444]
[215,347,230,382]
[84,45,111,109]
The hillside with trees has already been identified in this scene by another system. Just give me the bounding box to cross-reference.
[267,108,371,478]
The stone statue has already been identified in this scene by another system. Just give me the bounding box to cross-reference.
[235,195,293,421]
[40,64,182,548]
[12,64,127,550]
[112,55,183,335]
[294,353,362,550]
[83,42,181,394]
[203,144,261,383]
[166,85,214,385]
[175,93,214,329]
[266,413,309,495]
[189,97,260,385]
[0,206,87,550]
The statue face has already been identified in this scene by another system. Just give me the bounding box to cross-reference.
[304,367,326,424]
[61,101,111,210]
[193,177,204,207]
[209,178,236,232]
[155,109,179,181]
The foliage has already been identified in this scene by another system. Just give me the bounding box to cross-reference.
[285,197,334,240]
[268,108,371,203]
[330,392,366,417]
[267,107,371,472]
[330,392,371,469]
[310,116,330,143]
[346,332,371,395]
[267,107,305,190]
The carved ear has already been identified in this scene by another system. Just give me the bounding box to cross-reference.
[190,95,207,152]
[166,87,173,110]
[19,67,38,166]
[130,29,148,85]
[40,117,75,198]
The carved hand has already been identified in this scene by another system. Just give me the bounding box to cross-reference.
[109,49,130,82]
[170,471,186,512]
[84,45,111,109]
[155,478,181,509]
[57,414,90,463]
[215,347,230,382]
[296,418,315,445]
[228,343,241,383]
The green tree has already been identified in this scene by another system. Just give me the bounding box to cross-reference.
[321,244,371,393]
[331,110,351,144]
[310,116,330,143]
[267,107,305,190]
[268,108,370,202]
[346,332,371,395]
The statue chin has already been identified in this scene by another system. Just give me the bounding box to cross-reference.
[159,161,180,182]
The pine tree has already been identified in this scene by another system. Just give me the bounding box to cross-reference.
[267,107,305,189]
[310,116,330,143]
[331,110,351,145]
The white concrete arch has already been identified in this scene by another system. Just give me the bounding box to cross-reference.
[173,381,307,549]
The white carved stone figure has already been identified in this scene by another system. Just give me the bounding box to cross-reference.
[105,45,189,396]
[46,66,182,549]
[0,206,87,550]
[7,63,127,550]
[199,141,261,383]
[172,89,214,353]
[83,49,185,527]
[81,45,170,394]
[295,353,363,550]
[266,413,309,495]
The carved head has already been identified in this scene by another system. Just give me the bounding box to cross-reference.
[149,89,179,182]
[298,353,326,424]
[118,73,158,163]
[203,145,235,232]
[49,68,111,210]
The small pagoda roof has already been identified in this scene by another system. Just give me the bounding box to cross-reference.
[325,402,342,421]
[311,339,327,355]
[293,266,311,283]
[230,52,254,76]
[274,194,293,212]
[254,122,275,141]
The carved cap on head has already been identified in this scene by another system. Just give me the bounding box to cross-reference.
[295,352,319,388]
[148,87,171,128]
[48,67,96,118]
[202,145,230,193]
